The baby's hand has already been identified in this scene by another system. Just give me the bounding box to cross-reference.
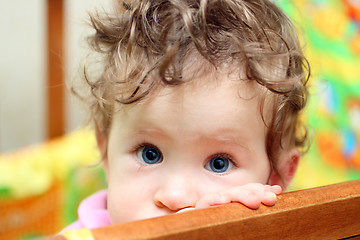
[194,184,282,210]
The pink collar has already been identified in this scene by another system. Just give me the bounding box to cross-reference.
[77,189,112,228]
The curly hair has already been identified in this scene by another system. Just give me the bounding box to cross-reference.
[81,0,310,179]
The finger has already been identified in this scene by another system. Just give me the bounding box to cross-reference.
[263,185,282,195]
[261,192,277,206]
[195,184,281,210]
[195,193,231,209]
[220,188,263,209]
[196,188,262,210]
[219,185,279,208]
[269,185,282,194]
[242,184,279,206]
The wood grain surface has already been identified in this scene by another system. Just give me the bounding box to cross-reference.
[90,179,360,239]
[44,179,360,240]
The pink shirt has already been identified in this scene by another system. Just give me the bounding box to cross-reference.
[61,190,112,232]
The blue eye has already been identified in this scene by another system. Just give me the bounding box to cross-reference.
[137,145,163,164]
[206,156,232,173]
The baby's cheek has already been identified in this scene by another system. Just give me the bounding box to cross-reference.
[108,200,133,224]
[107,190,132,224]
[107,196,121,224]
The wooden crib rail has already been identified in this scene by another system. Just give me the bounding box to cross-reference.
[50,179,360,240]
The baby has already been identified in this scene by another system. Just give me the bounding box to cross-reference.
[64,0,309,230]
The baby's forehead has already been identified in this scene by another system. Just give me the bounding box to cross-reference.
[171,58,269,99]
[121,66,273,116]
[115,51,276,123]
[114,74,270,139]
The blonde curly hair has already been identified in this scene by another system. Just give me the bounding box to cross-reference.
[81,0,310,179]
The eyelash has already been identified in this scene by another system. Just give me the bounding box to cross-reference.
[132,142,149,150]
[132,142,160,154]
[207,153,239,175]
[208,153,238,167]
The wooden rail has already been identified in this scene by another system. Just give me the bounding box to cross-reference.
[47,0,65,139]
[49,179,360,240]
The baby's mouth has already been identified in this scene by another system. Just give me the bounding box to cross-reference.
[175,207,195,214]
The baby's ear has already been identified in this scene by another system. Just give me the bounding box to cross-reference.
[268,148,299,190]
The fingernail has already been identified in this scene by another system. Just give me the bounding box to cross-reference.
[271,185,282,194]
[265,192,277,200]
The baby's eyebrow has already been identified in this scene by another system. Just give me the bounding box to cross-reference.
[130,127,169,138]
[208,135,251,152]
[129,123,252,152]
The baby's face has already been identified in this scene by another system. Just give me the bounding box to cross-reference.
[104,74,271,224]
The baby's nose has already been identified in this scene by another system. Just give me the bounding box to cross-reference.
[153,175,199,212]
